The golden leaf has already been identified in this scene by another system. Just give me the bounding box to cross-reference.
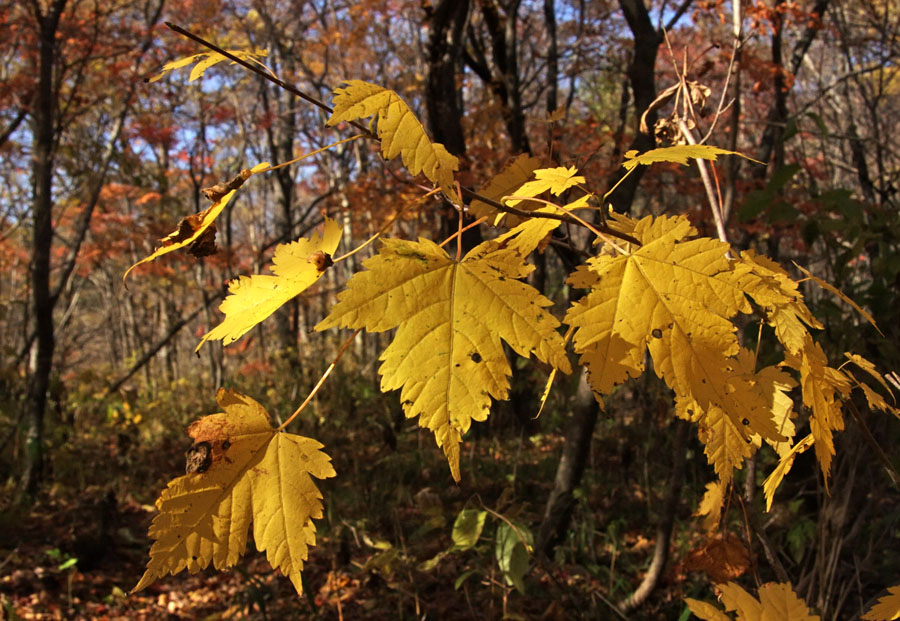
[316,225,571,481]
[763,433,814,512]
[505,166,586,207]
[862,584,900,621]
[469,154,543,225]
[622,144,760,171]
[327,80,459,196]
[147,49,269,83]
[133,389,335,595]
[739,250,822,355]
[688,582,820,621]
[784,336,852,483]
[695,480,726,533]
[196,218,341,350]
[566,216,785,422]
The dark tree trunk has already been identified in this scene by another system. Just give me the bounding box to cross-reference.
[605,0,661,214]
[754,0,830,178]
[425,0,469,158]
[20,0,68,501]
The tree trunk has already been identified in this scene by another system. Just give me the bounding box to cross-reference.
[605,0,661,214]
[753,0,830,178]
[20,0,68,501]
[537,370,599,555]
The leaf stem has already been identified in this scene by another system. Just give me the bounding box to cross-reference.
[439,216,488,249]
[276,328,362,432]
[261,135,365,174]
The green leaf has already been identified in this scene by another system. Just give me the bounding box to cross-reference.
[454,569,478,590]
[452,509,487,549]
[495,522,533,594]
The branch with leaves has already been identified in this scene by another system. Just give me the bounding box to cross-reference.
[126,27,898,607]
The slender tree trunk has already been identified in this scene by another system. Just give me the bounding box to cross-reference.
[617,419,688,613]
[537,370,599,555]
[605,0,662,214]
[20,0,68,501]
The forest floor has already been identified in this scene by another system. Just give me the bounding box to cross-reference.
[1,388,716,620]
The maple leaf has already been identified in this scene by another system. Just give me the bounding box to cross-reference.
[505,166,586,207]
[862,584,900,621]
[565,216,789,475]
[687,581,820,621]
[739,250,822,355]
[783,336,852,482]
[469,154,543,225]
[316,222,572,481]
[763,433,814,512]
[695,480,726,533]
[196,218,342,351]
[147,48,269,83]
[681,534,750,583]
[124,163,269,283]
[327,80,459,196]
[133,389,335,595]
[622,144,759,171]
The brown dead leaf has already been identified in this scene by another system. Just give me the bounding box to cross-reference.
[681,533,750,583]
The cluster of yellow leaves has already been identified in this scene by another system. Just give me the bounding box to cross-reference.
[133,389,335,595]
[130,57,899,599]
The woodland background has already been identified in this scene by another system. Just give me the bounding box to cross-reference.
[1,0,899,619]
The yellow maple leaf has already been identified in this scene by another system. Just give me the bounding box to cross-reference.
[505,166,586,207]
[316,225,572,481]
[844,352,896,401]
[327,80,459,196]
[469,154,543,225]
[784,336,852,482]
[794,262,882,335]
[763,433,814,512]
[862,584,900,621]
[196,218,342,351]
[133,389,335,595]
[739,250,822,355]
[124,163,269,283]
[622,144,760,171]
[147,48,270,83]
[695,480,726,533]
[687,581,820,620]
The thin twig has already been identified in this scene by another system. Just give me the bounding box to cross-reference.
[165,22,643,247]
[276,328,362,432]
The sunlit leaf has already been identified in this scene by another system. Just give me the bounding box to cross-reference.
[147,49,269,83]
[622,145,760,171]
[327,80,459,196]
[196,218,341,350]
[862,584,900,621]
[123,163,269,283]
[134,389,335,595]
[316,224,571,481]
